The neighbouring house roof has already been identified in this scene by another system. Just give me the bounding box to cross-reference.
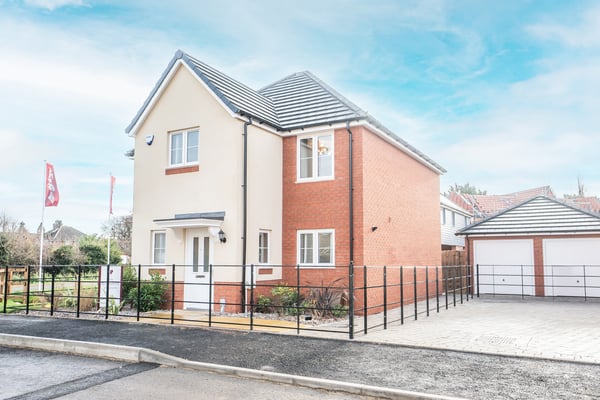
[44,225,86,243]
[125,50,445,174]
[457,196,600,236]
[448,186,555,220]
[440,194,472,217]
[562,196,600,215]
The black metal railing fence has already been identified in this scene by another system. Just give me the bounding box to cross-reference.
[476,263,600,299]
[1,264,473,339]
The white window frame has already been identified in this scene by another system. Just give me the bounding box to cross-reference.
[258,230,270,265]
[152,231,166,265]
[168,128,199,167]
[296,133,334,182]
[441,208,446,225]
[297,229,335,268]
[452,211,456,227]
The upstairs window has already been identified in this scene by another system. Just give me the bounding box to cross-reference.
[298,134,333,180]
[169,128,199,166]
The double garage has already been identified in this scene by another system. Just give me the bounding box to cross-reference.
[459,196,600,298]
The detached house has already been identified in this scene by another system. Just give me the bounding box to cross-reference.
[126,50,444,311]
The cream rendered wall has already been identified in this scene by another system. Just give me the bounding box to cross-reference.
[246,124,283,281]
[131,63,244,283]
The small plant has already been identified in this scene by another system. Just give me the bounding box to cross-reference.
[304,278,348,318]
[121,265,137,298]
[270,284,302,316]
[254,295,273,313]
[125,272,167,312]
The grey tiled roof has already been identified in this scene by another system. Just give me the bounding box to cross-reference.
[126,50,444,172]
[259,71,365,129]
[457,196,600,235]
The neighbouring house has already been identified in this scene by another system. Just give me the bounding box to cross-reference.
[448,186,555,221]
[44,224,86,247]
[440,194,472,250]
[125,50,445,311]
[457,195,600,297]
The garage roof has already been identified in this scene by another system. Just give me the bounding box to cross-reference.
[457,196,600,235]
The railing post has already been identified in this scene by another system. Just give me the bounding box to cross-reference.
[400,266,404,325]
[445,266,449,310]
[2,266,8,314]
[436,266,439,313]
[76,265,82,318]
[348,261,355,339]
[26,266,31,314]
[296,264,301,335]
[50,267,56,316]
[383,265,387,330]
[583,264,587,301]
[521,264,524,299]
[250,263,254,331]
[476,264,480,298]
[458,265,464,304]
[104,265,110,319]
[413,266,418,320]
[453,266,457,307]
[170,264,176,325]
[426,266,430,317]
[363,265,367,335]
[209,264,213,327]
[136,264,141,321]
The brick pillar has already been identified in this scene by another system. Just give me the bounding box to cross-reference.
[533,238,545,296]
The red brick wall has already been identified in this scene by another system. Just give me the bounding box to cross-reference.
[281,125,442,314]
[281,128,358,284]
[361,126,441,266]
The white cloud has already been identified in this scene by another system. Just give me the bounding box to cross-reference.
[527,4,600,49]
[23,0,85,11]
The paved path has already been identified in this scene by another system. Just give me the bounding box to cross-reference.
[340,296,600,364]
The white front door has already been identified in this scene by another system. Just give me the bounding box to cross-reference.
[184,229,212,309]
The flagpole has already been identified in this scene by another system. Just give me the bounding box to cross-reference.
[38,160,47,292]
[107,173,113,265]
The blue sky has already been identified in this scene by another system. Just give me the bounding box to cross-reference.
[1,0,599,234]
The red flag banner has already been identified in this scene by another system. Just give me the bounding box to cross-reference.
[109,175,116,215]
[45,162,59,207]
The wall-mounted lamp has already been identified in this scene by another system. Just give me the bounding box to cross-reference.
[371,226,378,232]
[145,134,154,145]
[218,229,227,243]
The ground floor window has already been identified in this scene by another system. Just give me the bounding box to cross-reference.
[152,231,166,264]
[259,230,270,264]
[297,229,334,267]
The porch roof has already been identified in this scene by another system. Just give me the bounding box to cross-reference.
[154,211,225,228]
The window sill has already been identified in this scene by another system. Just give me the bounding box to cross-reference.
[165,165,199,175]
[296,176,334,184]
[297,264,336,269]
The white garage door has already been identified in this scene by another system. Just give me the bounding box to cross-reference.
[543,238,600,297]
[473,239,535,295]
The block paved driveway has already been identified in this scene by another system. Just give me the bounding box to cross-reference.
[341,296,600,364]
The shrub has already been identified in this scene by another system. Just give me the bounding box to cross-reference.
[304,278,348,318]
[121,266,137,298]
[254,295,272,313]
[270,284,302,316]
[125,273,167,312]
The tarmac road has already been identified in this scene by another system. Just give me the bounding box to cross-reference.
[0,347,379,400]
[1,315,600,399]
